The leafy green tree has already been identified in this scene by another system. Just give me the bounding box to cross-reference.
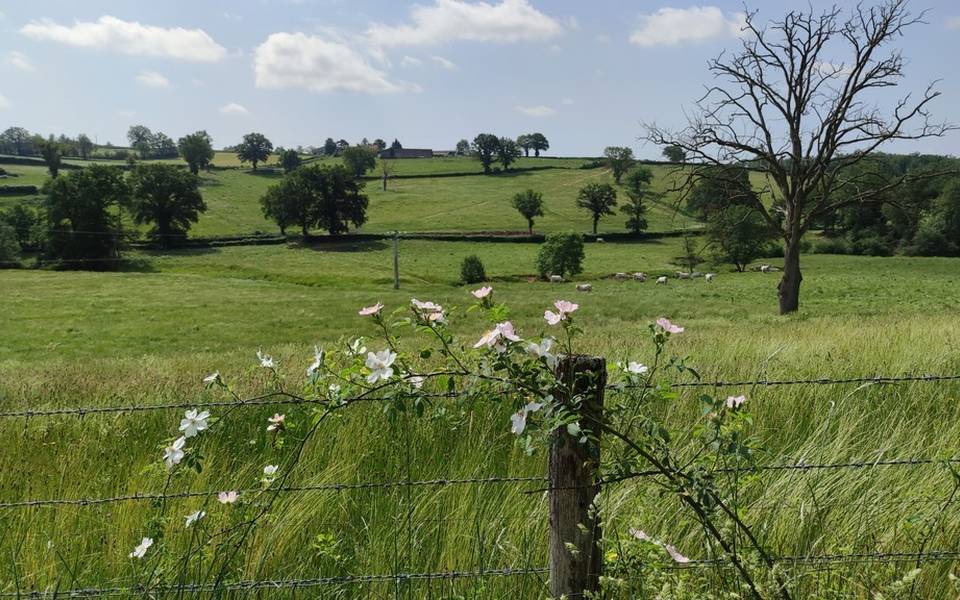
[279,148,303,173]
[455,139,471,155]
[460,255,486,283]
[390,139,402,151]
[0,204,39,250]
[40,138,63,178]
[77,134,94,160]
[688,165,758,217]
[128,164,206,248]
[674,233,705,274]
[529,133,549,157]
[373,138,387,151]
[152,133,178,159]
[517,134,532,157]
[177,131,215,175]
[341,146,378,178]
[237,132,274,171]
[43,165,129,267]
[323,138,338,156]
[576,183,618,234]
[336,139,350,154]
[662,145,686,163]
[511,189,544,234]
[604,146,635,184]
[497,137,522,171]
[472,133,499,174]
[536,232,584,278]
[707,205,774,271]
[127,125,154,159]
[621,167,654,234]
[260,164,368,236]
[1,127,31,155]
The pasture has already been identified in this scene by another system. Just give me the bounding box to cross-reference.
[2,157,960,597]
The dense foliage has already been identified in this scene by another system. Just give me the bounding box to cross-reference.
[260,164,368,236]
[536,231,584,279]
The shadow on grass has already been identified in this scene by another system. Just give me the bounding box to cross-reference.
[296,238,389,253]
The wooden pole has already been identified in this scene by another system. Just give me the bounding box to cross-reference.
[393,231,400,290]
[550,355,606,599]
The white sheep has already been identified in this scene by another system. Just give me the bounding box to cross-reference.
[576,283,593,292]
[656,276,668,285]
[614,272,629,280]
[760,264,771,273]
[676,272,692,280]
[596,237,605,243]
[549,275,564,283]
[633,272,647,282]
[705,273,716,282]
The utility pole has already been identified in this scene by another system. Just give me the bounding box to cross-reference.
[393,231,400,290]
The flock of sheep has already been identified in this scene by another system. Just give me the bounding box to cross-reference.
[548,264,778,293]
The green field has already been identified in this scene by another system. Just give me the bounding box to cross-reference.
[3,158,960,596]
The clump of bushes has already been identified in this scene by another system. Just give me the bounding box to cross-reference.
[460,255,486,284]
[537,232,584,279]
[0,223,21,268]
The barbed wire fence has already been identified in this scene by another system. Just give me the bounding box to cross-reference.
[1,370,959,597]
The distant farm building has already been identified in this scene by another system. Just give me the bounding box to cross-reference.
[378,148,434,159]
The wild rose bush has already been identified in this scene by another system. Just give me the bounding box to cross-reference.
[131,287,784,597]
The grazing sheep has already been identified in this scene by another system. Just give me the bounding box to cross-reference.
[596,237,605,243]
[760,264,771,273]
[656,276,668,285]
[576,283,593,292]
[549,275,564,283]
[676,272,692,280]
[614,272,629,280]
[633,272,647,282]
[705,273,716,282]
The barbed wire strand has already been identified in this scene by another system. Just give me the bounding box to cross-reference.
[5,373,960,420]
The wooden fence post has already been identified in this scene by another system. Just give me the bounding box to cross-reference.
[550,355,606,599]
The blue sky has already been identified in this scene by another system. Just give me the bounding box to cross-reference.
[1,0,958,158]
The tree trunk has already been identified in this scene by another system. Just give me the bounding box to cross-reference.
[528,221,533,235]
[592,217,598,235]
[382,175,387,191]
[778,238,802,314]
[302,224,308,238]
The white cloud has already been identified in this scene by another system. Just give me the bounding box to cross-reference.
[254,32,417,94]
[561,97,574,105]
[20,15,227,62]
[135,70,170,88]
[400,55,423,67]
[219,102,249,115]
[515,104,556,117]
[6,51,35,72]
[629,7,746,47]
[430,55,457,70]
[0,94,9,109]
[367,0,564,46]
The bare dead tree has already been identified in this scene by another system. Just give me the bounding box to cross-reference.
[645,1,952,314]
[380,158,395,192]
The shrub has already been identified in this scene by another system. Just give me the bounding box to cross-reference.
[0,223,20,268]
[537,232,584,279]
[0,185,39,196]
[460,255,486,284]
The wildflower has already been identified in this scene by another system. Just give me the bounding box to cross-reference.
[202,371,220,385]
[408,376,425,389]
[163,437,186,469]
[544,300,578,325]
[471,286,493,299]
[263,465,279,482]
[328,383,341,395]
[185,510,206,528]
[306,346,324,376]
[358,302,383,316]
[411,298,445,323]
[129,537,153,559]
[217,491,238,504]
[179,410,210,438]
[620,361,648,375]
[629,528,650,541]
[365,349,397,384]
[348,338,367,356]
[257,349,275,369]
[510,401,544,435]
[655,318,684,334]
[474,321,522,352]
[526,338,558,369]
[266,413,285,432]
[629,527,689,563]
[725,395,746,410]
[665,544,690,564]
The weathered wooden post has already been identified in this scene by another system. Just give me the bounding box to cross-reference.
[392,231,400,290]
[550,355,606,598]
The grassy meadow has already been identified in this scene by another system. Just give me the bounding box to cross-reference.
[2,156,960,597]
